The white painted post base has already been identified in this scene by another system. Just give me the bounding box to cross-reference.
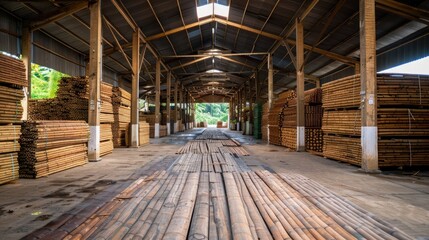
[237,122,240,131]
[175,121,179,133]
[89,125,101,161]
[296,126,305,152]
[167,123,171,135]
[130,123,139,148]
[361,126,379,171]
[155,123,160,138]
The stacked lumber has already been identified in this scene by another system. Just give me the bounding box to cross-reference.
[261,102,269,141]
[139,121,150,146]
[100,124,113,157]
[0,54,28,87]
[18,121,88,178]
[322,74,429,167]
[149,124,167,138]
[268,90,296,145]
[0,54,26,184]
[0,125,20,184]
[112,86,131,147]
[216,121,223,128]
[0,86,25,123]
[280,88,323,152]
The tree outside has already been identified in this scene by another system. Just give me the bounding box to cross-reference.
[31,63,69,99]
[195,103,229,125]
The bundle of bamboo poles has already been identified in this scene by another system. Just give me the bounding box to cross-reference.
[0,85,24,123]
[0,54,27,87]
[18,121,89,178]
[306,128,323,153]
[281,127,296,150]
[35,167,413,239]
[322,74,429,167]
[139,121,150,146]
[0,125,20,184]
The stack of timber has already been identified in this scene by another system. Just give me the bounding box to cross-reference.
[261,102,269,141]
[268,90,296,145]
[28,78,115,156]
[18,121,88,178]
[0,54,27,184]
[139,121,150,146]
[322,74,429,167]
[112,86,131,147]
[149,124,167,138]
[100,124,113,157]
[279,88,323,152]
[0,125,20,184]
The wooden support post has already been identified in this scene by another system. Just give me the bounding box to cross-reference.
[166,71,171,135]
[237,90,241,131]
[255,71,260,104]
[155,58,161,138]
[360,0,379,171]
[267,54,274,110]
[355,63,361,75]
[316,79,321,88]
[174,80,178,133]
[21,27,32,121]
[296,18,305,152]
[130,30,140,147]
[179,85,183,131]
[88,0,102,161]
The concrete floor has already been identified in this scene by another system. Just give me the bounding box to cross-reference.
[1,128,428,239]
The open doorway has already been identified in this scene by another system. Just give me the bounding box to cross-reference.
[195,103,229,128]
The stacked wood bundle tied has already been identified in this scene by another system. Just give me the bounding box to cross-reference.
[0,125,20,184]
[268,90,297,145]
[139,121,150,146]
[100,123,113,157]
[18,121,89,178]
[0,54,27,184]
[322,74,429,167]
[112,86,131,147]
[280,88,323,152]
[28,77,116,156]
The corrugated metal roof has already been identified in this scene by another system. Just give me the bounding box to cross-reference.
[0,0,428,100]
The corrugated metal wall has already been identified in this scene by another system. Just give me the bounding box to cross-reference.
[377,34,429,72]
[33,31,85,76]
[0,10,19,56]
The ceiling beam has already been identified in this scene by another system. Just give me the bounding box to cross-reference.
[375,0,429,25]
[146,17,357,65]
[29,1,87,30]
[171,56,211,70]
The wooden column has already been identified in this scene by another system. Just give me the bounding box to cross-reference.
[88,0,102,161]
[255,71,260,104]
[174,80,178,133]
[155,58,161,138]
[267,54,274,110]
[166,71,171,135]
[21,27,32,121]
[360,0,378,171]
[130,31,140,147]
[296,18,305,152]
[179,85,183,131]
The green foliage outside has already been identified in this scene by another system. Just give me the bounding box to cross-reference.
[195,103,229,125]
[31,63,69,99]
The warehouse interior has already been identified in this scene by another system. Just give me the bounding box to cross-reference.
[0,0,428,239]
